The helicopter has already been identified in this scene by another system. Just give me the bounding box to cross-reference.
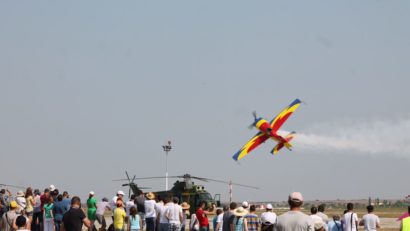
[113,173,258,213]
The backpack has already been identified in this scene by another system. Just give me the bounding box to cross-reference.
[190,214,199,230]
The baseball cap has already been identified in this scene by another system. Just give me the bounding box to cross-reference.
[266,203,273,210]
[10,201,18,208]
[289,192,304,202]
[89,191,95,195]
[49,185,56,191]
[117,190,125,196]
[242,201,249,208]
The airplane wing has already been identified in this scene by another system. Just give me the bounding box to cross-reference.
[232,132,269,161]
[270,99,301,132]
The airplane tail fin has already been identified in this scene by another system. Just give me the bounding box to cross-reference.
[271,132,296,154]
[284,141,293,150]
[285,131,296,142]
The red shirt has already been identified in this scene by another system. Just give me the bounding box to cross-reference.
[40,194,49,211]
[196,208,208,227]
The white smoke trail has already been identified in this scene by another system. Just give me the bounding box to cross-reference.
[283,118,410,157]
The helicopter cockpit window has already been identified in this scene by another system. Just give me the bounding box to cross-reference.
[199,193,212,201]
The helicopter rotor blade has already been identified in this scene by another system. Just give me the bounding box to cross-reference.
[188,177,259,189]
[0,183,25,189]
[128,176,181,180]
[126,171,131,182]
[113,175,176,182]
[183,176,208,182]
[228,182,259,189]
[113,176,183,182]
[114,174,258,189]
[121,183,150,190]
[140,174,210,183]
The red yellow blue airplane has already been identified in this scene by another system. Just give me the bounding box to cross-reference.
[232,99,302,161]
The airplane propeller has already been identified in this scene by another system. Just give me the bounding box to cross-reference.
[248,111,258,129]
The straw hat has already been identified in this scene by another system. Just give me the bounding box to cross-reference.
[181,202,190,210]
[233,206,248,217]
[16,191,24,197]
[146,192,155,200]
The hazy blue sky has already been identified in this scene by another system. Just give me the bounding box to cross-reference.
[1,1,409,202]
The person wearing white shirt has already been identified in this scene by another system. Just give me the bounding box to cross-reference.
[341,203,358,231]
[31,190,42,231]
[15,191,26,215]
[215,208,224,231]
[156,198,169,231]
[359,205,380,231]
[310,206,324,224]
[310,206,326,231]
[260,204,276,231]
[96,198,111,231]
[317,205,329,224]
[126,195,136,217]
[165,197,183,231]
[111,191,125,212]
[145,192,157,231]
[317,204,329,231]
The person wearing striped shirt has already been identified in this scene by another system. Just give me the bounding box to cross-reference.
[244,205,260,231]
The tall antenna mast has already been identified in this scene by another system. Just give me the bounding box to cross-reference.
[162,141,172,191]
